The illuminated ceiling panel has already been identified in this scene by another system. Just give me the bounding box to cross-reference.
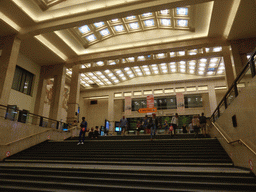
[66,47,225,89]
[71,6,193,47]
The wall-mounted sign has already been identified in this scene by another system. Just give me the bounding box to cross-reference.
[138,107,157,113]
[6,151,10,157]
[249,159,253,171]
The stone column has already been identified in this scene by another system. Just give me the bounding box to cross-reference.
[33,73,47,125]
[0,35,21,106]
[49,64,66,122]
[230,43,244,77]
[108,93,115,136]
[67,65,81,124]
[222,46,235,89]
[208,84,218,115]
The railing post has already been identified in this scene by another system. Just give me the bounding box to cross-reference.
[224,98,228,109]
[39,117,43,127]
[249,59,256,78]
[234,84,238,97]
[56,121,59,129]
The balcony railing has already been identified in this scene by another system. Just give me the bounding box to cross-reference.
[211,50,256,122]
[0,104,69,131]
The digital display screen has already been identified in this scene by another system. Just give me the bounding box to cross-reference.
[115,127,122,132]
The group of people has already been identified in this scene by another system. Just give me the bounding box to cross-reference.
[133,112,208,139]
[77,112,208,144]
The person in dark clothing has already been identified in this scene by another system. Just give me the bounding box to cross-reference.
[182,124,188,134]
[150,114,158,141]
[88,127,94,139]
[77,117,87,145]
[200,113,207,137]
[94,126,100,138]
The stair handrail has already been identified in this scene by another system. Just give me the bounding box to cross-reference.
[210,49,256,122]
[0,103,69,129]
[212,122,256,156]
[0,129,50,146]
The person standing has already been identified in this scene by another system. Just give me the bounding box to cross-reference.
[142,115,148,134]
[171,113,179,136]
[163,120,169,135]
[120,116,128,136]
[192,115,200,138]
[200,113,207,137]
[150,114,158,141]
[77,117,87,145]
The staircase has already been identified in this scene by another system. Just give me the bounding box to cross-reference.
[0,135,255,191]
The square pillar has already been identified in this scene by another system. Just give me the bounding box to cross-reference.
[67,65,81,124]
[49,64,66,121]
[223,46,235,89]
[0,35,21,105]
[108,93,115,135]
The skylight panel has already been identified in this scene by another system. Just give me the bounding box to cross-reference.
[200,58,207,63]
[129,22,139,30]
[156,53,166,59]
[144,19,155,27]
[188,49,198,55]
[126,15,136,20]
[176,7,188,16]
[78,25,90,34]
[160,9,170,15]
[138,56,145,61]
[207,71,214,75]
[178,51,185,56]
[160,19,171,26]
[209,63,217,68]
[210,58,219,63]
[127,57,135,62]
[111,18,119,23]
[94,21,104,28]
[198,71,204,75]
[114,25,124,32]
[86,34,97,42]
[108,60,117,65]
[213,47,222,52]
[177,19,188,27]
[189,70,195,74]
[180,68,186,73]
[96,61,104,66]
[170,52,176,57]
[99,28,110,36]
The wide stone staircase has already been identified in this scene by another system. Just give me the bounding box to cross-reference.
[0,134,255,191]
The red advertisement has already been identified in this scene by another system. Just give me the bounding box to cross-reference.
[147,95,154,108]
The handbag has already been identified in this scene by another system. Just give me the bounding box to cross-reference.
[169,125,173,131]
[82,128,86,132]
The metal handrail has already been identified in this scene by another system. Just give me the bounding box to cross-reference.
[0,126,79,146]
[212,122,256,156]
[0,103,69,128]
[0,129,51,146]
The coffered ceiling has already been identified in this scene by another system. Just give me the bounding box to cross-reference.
[0,0,256,90]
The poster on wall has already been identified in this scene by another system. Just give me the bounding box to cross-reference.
[125,96,132,115]
[147,95,154,108]
[176,92,185,113]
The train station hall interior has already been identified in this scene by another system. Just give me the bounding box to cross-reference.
[0,0,256,191]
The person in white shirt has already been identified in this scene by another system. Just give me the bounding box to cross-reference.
[171,113,179,136]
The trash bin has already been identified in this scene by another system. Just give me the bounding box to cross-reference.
[18,110,29,123]
[5,105,18,121]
